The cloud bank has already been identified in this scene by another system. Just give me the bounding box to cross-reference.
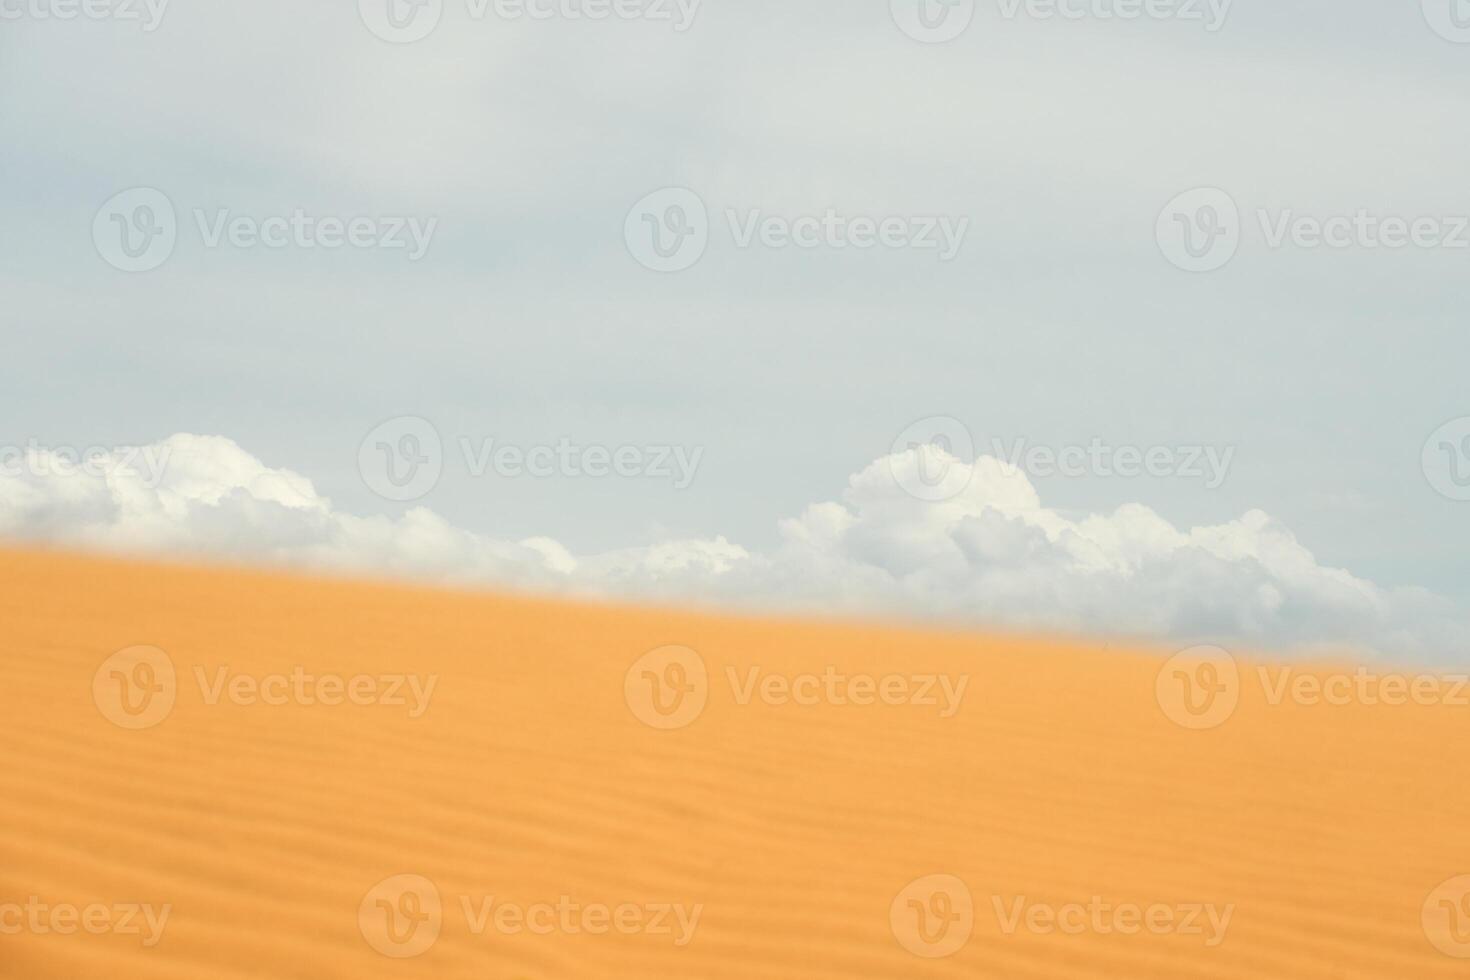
[2,434,1463,660]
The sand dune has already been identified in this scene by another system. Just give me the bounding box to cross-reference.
[2,546,1468,978]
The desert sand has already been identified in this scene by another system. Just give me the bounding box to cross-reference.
[2,545,1468,978]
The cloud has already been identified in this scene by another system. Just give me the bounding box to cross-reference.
[1,433,1463,660]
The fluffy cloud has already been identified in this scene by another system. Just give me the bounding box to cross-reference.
[1,434,1463,660]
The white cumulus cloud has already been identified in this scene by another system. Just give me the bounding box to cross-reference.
[1,433,1463,661]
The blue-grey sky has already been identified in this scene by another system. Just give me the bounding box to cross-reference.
[3,0,1469,651]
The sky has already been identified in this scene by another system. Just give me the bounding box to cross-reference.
[2,0,1469,658]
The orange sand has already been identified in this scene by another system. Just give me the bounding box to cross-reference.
[2,546,1468,978]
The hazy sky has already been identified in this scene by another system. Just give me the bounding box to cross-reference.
[3,0,1469,641]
